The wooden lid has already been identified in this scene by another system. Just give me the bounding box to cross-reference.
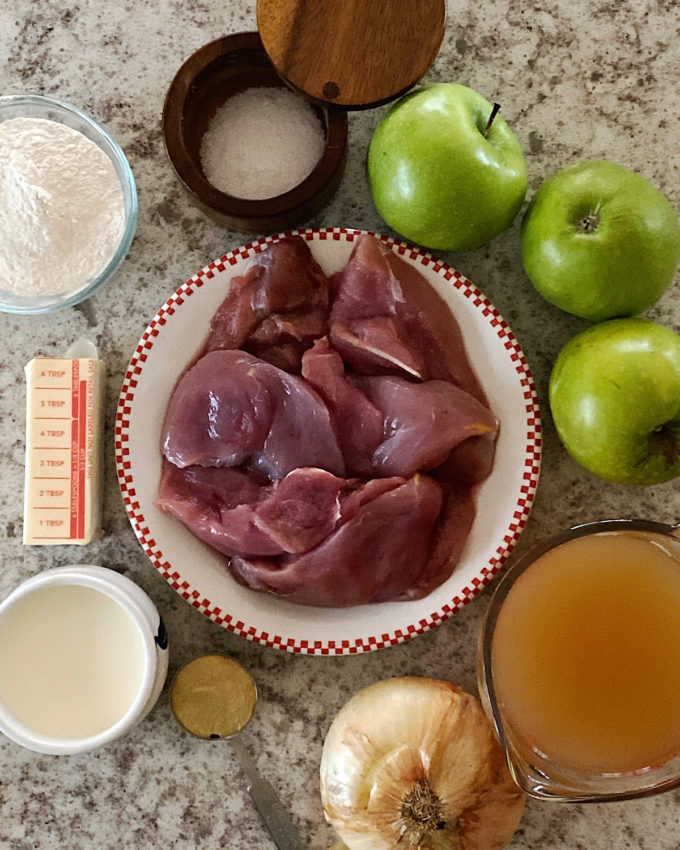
[257,0,446,109]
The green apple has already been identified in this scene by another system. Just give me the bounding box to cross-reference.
[366,83,527,252]
[522,160,680,321]
[549,318,680,485]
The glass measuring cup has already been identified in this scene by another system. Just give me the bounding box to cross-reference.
[478,518,680,802]
[170,654,303,849]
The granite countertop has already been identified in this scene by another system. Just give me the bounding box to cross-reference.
[2,1,680,848]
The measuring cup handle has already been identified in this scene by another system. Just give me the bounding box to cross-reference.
[229,735,305,850]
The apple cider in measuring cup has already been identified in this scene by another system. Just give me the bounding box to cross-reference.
[491,530,680,775]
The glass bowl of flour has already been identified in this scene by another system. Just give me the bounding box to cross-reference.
[0,94,137,314]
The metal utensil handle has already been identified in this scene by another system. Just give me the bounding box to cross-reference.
[229,735,305,850]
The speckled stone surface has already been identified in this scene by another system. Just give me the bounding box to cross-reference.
[2,1,680,848]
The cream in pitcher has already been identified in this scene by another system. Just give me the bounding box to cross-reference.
[0,566,168,755]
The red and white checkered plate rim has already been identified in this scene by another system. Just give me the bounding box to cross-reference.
[116,227,541,655]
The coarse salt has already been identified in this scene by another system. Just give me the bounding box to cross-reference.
[199,87,326,200]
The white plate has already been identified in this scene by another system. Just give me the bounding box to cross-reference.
[116,228,541,655]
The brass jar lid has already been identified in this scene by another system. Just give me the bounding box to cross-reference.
[170,654,257,740]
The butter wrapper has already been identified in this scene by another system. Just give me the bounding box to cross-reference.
[23,355,106,545]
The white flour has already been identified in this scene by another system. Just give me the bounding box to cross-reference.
[0,116,125,297]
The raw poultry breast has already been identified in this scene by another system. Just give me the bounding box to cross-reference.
[157,234,498,606]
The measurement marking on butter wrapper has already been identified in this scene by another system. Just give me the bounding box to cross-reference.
[24,354,105,546]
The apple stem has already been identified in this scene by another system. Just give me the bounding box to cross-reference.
[483,103,501,137]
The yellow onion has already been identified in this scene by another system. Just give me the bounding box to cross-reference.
[320,677,524,850]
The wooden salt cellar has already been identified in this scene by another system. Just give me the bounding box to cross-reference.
[162,32,348,232]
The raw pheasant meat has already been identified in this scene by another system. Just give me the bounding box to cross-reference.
[157,234,499,606]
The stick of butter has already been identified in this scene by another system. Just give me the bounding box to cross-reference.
[23,353,106,545]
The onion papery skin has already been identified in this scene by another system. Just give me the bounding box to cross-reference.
[320,677,524,850]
